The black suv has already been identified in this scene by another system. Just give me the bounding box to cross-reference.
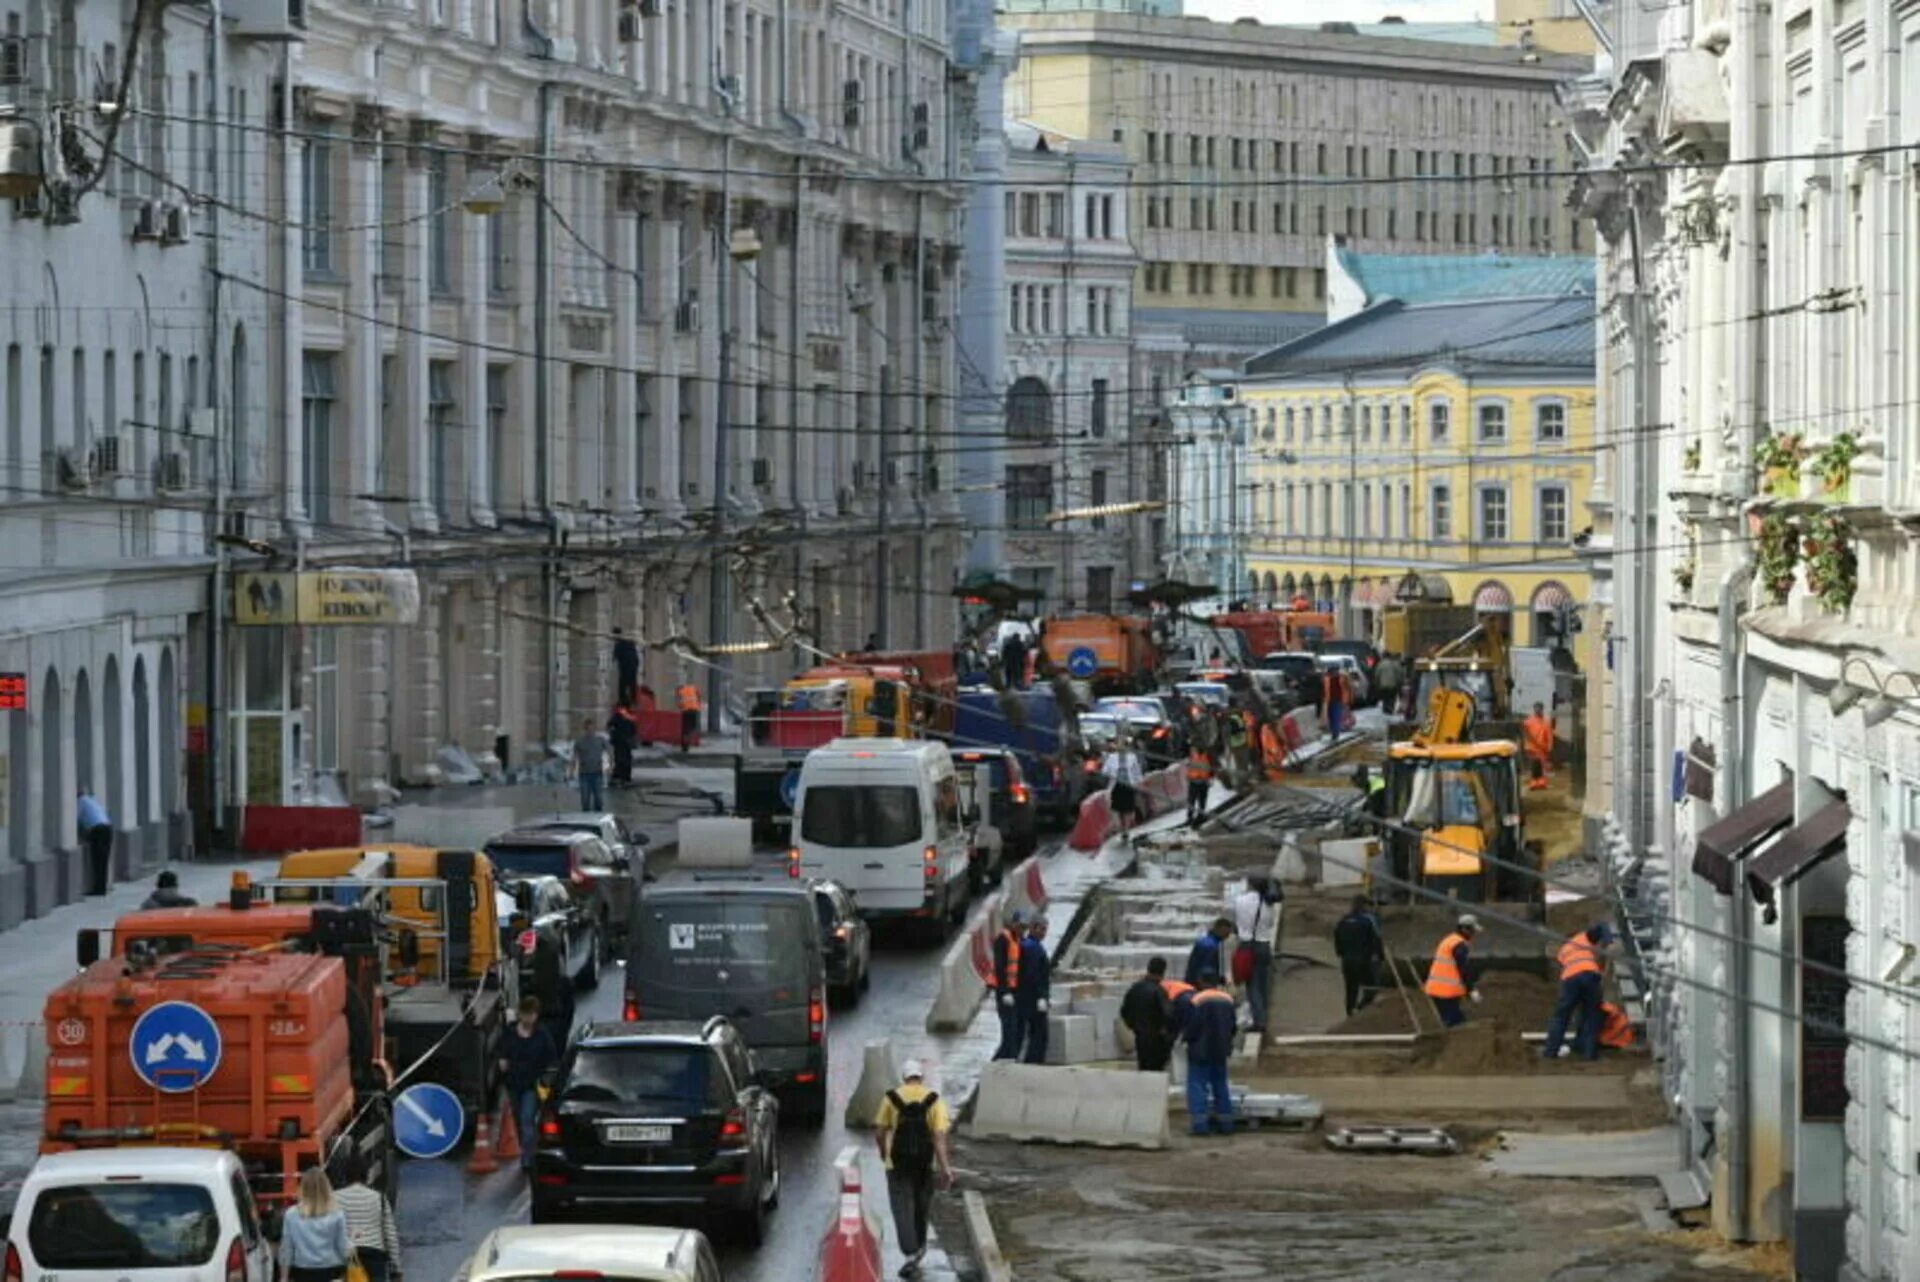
[532,1018,782,1245]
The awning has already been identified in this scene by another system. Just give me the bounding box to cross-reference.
[1393,572,1453,604]
[1473,581,1514,612]
[1746,800,1851,897]
[1690,780,1796,895]
[1529,581,1575,612]
[1352,580,1395,608]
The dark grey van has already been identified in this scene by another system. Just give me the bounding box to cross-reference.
[624,882,827,1126]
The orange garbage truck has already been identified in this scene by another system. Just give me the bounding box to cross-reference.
[42,907,396,1207]
[1038,615,1157,694]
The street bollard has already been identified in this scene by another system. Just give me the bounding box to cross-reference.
[816,1146,884,1282]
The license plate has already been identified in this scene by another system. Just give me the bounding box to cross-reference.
[605,1123,672,1143]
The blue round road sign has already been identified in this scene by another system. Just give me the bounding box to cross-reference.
[1066,646,1099,679]
[779,767,801,810]
[393,1082,466,1160]
[129,1000,223,1093]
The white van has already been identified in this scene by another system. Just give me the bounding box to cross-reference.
[791,738,971,929]
[6,1149,275,1282]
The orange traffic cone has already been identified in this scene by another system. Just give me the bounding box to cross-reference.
[493,1094,521,1161]
[467,1105,499,1174]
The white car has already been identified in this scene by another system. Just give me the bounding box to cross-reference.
[6,1148,275,1282]
[1316,654,1372,706]
[455,1225,722,1282]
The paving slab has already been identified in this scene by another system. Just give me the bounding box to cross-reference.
[1484,1125,1688,1178]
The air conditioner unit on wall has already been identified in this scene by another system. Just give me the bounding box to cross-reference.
[156,450,191,491]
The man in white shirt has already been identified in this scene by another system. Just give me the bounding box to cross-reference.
[1233,875,1283,1033]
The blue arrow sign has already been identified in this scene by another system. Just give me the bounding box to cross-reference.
[779,768,801,811]
[1066,646,1099,679]
[393,1082,466,1160]
[129,1000,223,1093]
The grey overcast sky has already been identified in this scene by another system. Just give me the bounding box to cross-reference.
[1187,0,1487,21]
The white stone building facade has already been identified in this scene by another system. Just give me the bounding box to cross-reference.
[1570,2,1920,1278]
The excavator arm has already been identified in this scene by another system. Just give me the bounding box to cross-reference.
[1411,686,1477,747]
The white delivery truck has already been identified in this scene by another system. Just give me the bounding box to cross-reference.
[791,738,972,936]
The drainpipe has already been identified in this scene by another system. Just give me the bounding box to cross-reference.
[1719,556,1753,1241]
[206,0,229,844]
[536,80,555,748]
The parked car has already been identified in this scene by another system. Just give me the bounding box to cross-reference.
[531,1019,781,1245]
[486,825,639,953]
[951,746,1037,887]
[518,812,651,935]
[6,1148,275,1282]
[1257,651,1325,705]
[810,879,872,1006]
[454,1225,724,1282]
[1317,638,1382,681]
[625,882,829,1125]
[1092,696,1185,766]
[500,872,604,989]
[1316,653,1372,707]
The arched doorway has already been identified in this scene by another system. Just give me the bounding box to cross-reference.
[133,657,152,826]
[1529,581,1574,649]
[39,667,62,853]
[159,647,178,819]
[73,669,93,794]
[103,657,123,827]
[1280,573,1296,597]
[1262,572,1278,603]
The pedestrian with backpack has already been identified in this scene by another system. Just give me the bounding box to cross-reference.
[874,1058,955,1277]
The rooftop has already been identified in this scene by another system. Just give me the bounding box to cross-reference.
[1243,293,1596,381]
[1335,246,1596,308]
[1278,20,1501,46]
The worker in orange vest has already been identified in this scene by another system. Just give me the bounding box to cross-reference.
[1422,914,1481,1028]
[675,680,702,750]
[1185,746,1214,824]
[1542,922,1613,1060]
[988,910,1027,1061]
[1522,701,1555,790]
[1259,719,1287,782]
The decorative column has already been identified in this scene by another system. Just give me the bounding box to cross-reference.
[468,577,502,773]
[465,147,496,527]
[348,106,385,533]
[402,581,446,782]
[610,174,643,517]
[350,627,393,807]
[402,128,436,531]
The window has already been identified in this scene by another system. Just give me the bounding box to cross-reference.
[488,209,513,295]
[1478,486,1508,541]
[1090,468,1107,527]
[1399,402,1412,441]
[1400,484,1411,539]
[1086,566,1114,609]
[1476,400,1508,443]
[1428,399,1450,440]
[487,366,510,512]
[1044,193,1064,238]
[1006,464,1052,527]
[1359,405,1372,442]
[428,154,452,293]
[1431,484,1451,539]
[1539,485,1569,542]
[300,138,333,274]
[311,628,339,772]
[1319,404,1332,440]
[1536,400,1567,443]
[26,1183,220,1269]
[300,354,335,524]
[428,361,456,516]
[1282,407,1295,442]
[1090,379,1108,438]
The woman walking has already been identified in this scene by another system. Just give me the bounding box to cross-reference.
[332,1151,400,1282]
[279,1167,352,1282]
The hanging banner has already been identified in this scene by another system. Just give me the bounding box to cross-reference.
[234,569,421,626]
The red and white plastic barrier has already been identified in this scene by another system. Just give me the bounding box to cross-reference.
[1069,787,1116,851]
[818,1147,885,1282]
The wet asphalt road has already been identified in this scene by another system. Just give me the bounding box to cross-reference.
[394,852,1012,1282]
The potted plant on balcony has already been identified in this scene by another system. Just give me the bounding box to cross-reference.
[1801,511,1858,613]
[1753,430,1805,498]
[1811,431,1859,502]
[1756,511,1799,606]
[1682,439,1702,474]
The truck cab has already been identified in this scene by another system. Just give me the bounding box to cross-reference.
[737,665,926,841]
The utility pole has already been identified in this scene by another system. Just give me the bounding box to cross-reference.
[705,112,734,732]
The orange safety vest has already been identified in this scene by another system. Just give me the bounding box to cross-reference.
[1597,1002,1634,1049]
[1557,933,1603,981]
[987,927,1021,989]
[1259,723,1285,763]
[1522,714,1554,762]
[1160,979,1195,1002]
[1424,932,1469,999]
[1192,987,1234,1009]
[1186,751,1214,782]
[676,684,702,712]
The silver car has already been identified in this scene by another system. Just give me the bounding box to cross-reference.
[455,1225,723,1282]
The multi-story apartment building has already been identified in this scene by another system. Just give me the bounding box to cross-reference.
[250,0,974,811]
[1568,2,1920,1278]
[1002,6,1593,389]
[996,122,1142,612]
[0,0,277,919]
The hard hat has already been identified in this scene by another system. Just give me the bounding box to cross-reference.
[1457,914,1481,931]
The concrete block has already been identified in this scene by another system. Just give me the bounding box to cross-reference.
[961,1190,1013,1282]
[1042,1014,1097,1065]
[970,1062,1169,1149]
[926,928,986,1032]
[674,817,754,868]
[1320,838,1375,888]
[1004,857,1047,922]
[16,1021,45,1102]
[844,1039,899,1130]
[27,857,56,920]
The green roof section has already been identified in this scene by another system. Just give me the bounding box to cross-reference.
[1335,247,1596,308]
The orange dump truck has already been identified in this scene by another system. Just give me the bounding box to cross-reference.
[1038,614,1157,694]
[1214,609,1336,658]
[42,909,395,1205]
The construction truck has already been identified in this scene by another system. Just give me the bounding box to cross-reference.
[1378,740,1542,908]
[1037,614,1157,694]
[1212,609,1336,660]
[45,905,396,1207]
[737,661,937,841]
[1402,618,1513,735]
[1380,602,1477,660]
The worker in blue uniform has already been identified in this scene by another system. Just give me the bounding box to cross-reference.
[1183,970,1238,1136]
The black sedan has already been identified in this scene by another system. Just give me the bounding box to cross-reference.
[810,879,872,1006]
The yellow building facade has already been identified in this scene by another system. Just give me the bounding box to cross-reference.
[1236,290,1595,648]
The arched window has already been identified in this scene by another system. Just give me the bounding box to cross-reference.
[1004,376,1052,441]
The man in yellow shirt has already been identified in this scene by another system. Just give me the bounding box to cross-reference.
[874,1059,955,1276]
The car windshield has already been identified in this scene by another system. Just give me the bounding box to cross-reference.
[799,785,922,848]
[1095,699,1163,722]
[27,1182,221,1269]
[534,826,619,863]
[560,1045,729,1112]
[485,845,574,880]
[637,900,811,987]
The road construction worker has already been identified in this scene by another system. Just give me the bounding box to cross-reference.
[1351,764,1387,819]
[1542,922,1613,1060]
[1259,718,1288,782]
[675,680,702,749]
[1185,745,1214,824]
[1522,701,1555,790]
[1333,895,1385,1016]
[1122,957,1176,1071]
[989,910,1027,1060]
[1185,917,1234,987]
[1223,709,1251,781]
[1183,970,1238,1136]
[1423,914,1482,1028]
[1017,917,1053,1065]
[1320,666,1351,738]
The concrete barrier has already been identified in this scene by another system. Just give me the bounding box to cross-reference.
[970,1062,1170,1149]
[1139,764,1186,814]
[968,923,994,983]
[675,817,754,868]
[17,1020,46,1102]
[844,1040,900,1130]
[1068,789,1115,851]
[1004,857,1047,921]
[927,928,987,1033]
[961,1190,1014,1282]
[817,1146,885,1282]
